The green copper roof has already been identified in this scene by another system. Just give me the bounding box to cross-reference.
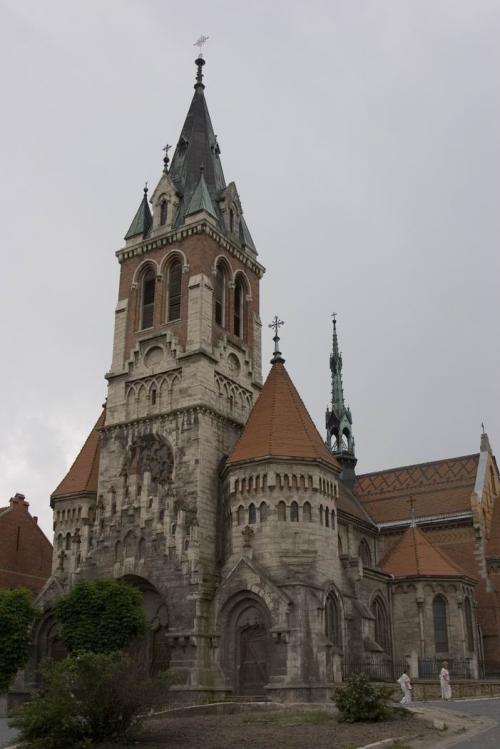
[185,172,217,218]
[124,188,152,240]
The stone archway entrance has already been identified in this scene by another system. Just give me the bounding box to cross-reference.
[236,603,270,695]
[121,575,170,675]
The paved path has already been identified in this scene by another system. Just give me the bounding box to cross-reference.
[421,698,500,747]
[0,718,18,749]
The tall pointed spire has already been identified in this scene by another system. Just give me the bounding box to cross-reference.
[325,314,357,486]
[168,55,226,227]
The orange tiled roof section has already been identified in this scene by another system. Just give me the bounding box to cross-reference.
[486,499,500,559]
[52,410,105,498]
[381,525,476,580]
[227,362,340,470]
[355,455,479,524]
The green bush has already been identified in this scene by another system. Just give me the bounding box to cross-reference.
[55,579,144,654]
[0,588,37,692]
[12,651,170,749]
[335,673,392,723]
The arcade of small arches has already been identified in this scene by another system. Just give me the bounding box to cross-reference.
[229,500,339,527]
[231,473,338,497]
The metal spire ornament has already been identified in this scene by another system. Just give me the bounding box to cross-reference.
[194,35,209,89]
[269,316,285,364]
[162,144,172,173]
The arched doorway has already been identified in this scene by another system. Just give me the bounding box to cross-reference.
[237,604,270,694]
[121,575,170,675]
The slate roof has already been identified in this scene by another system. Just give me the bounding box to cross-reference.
[355,454,479,524]
[52,411,105,499]
[227,362,340,470]
[169,75,226,228]
[380,525,475,580]
[338,483,375,525]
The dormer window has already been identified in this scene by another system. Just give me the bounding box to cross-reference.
[160,199,168,226]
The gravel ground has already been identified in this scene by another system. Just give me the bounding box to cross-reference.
[124,708,439,749]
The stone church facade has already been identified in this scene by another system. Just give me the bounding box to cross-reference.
[33,56,499,701]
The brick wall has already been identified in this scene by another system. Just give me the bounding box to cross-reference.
[0,494,53,595]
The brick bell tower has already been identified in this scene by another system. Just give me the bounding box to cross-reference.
[49,53,264,690]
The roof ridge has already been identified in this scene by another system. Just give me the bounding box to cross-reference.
[357,453,479,480]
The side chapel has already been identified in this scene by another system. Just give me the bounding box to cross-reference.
[33,55,500,701]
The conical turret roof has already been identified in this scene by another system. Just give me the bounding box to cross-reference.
[227,362,340,470]
[52,411,105,501]
[124,187,152,240]
[380,525,475,580]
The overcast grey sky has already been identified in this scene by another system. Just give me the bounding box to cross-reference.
[1,0,499,539]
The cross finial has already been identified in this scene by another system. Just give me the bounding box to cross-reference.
[163,144,172,173]
[194,36,208,89]
[269,316,285,364]
[482,421,486,434]
[143,181,148,196]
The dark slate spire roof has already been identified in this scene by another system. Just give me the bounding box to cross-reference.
[124,185,153,240]
[169,57,226,227]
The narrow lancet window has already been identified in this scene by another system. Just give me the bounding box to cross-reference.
[214,263,226,326]
[168,258,182,321]
[160,199,168,226]
[141,269,156,329]
[234,277,245,338]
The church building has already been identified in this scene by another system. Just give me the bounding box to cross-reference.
[33,55,499,701]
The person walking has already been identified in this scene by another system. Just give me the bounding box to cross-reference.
[440,661,452,700]
[397,670,412,705]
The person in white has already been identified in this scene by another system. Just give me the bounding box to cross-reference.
[397,670,412,705]
[440,661,452,700]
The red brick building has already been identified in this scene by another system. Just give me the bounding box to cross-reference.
[0,493,52,595]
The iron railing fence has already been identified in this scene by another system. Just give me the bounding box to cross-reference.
[343,656,401,682]
[418,657,472,680]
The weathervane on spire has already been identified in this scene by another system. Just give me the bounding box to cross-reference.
[194,35,209,58]
[269,316,285,364]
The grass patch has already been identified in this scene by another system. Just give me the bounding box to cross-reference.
[247,709,335,726]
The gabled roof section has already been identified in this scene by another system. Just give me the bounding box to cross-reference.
[381,525,476,580]
[169,60,225,227]
[355,454,479,524]
[52,410,105,500]
[185,171,217,218]
[338,483,375,525]
[239,215,256,253]
[124,187,152,240]
[227,362,340,470]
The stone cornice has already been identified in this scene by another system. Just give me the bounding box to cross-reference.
[116,220,265,279]
[100,403,246,434]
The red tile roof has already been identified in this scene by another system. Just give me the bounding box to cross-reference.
[52,411,105,499]
[355,455,479,524]
[381,525,475,580]
[227,362,340,470]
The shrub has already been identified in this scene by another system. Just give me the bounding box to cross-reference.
[12,651,170,749]
[55,579,144,654]
[0,588,37,692]
[335,673,392,723]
